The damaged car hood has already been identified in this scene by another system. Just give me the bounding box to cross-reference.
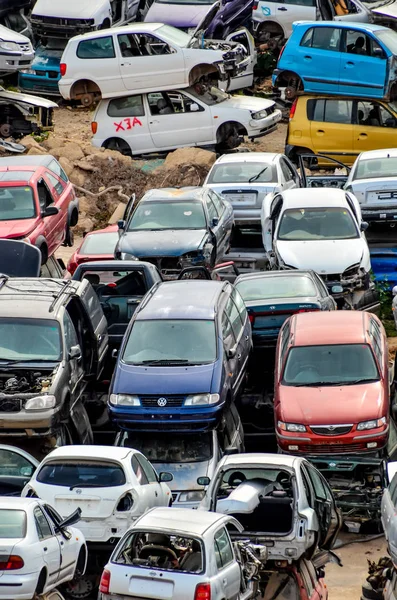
[276,239,365,273]
[0,87,58,109]
[32,0,106,18]
[118,229,208,258]
[218,95,276,111]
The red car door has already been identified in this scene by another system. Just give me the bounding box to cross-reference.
[43,171,68,249]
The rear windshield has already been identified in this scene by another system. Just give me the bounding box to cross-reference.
[206,162,276,184]
[354,157,397,180]
[283,344,379,386]
[80,232,118,255]
[236,276,317,301]
[36,461,126,487]
[0,509,26,538]
[119,432,213,463]
[0,186,35,221]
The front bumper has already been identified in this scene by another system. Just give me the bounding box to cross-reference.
[31,20,94,39]
[1,50,34,72]
[0,571,39,600]
[247,109,282,140]
[18,72,61,96]
[276,425,389,454]
[0,406,60,437]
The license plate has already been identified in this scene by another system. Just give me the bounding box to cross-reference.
[225,193,256,203]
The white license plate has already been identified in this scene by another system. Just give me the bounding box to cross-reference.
[225,193,256,203]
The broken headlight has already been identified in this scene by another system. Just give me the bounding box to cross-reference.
[278,421,306,433]
[342,263,360,279]
[25,395,56,411]
[357,417,386,431]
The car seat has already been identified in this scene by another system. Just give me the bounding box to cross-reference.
[157,98,173,115]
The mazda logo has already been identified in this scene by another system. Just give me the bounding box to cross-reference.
[157,397,167,407]
[328,426,335,431]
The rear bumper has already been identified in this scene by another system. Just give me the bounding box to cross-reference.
[362,207,397,223]
[0,571,38,600]
[72,518,132,543]
[234,209,261,225]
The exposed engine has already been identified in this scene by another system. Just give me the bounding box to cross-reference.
[0,371,52,396]
[0,100,53,140]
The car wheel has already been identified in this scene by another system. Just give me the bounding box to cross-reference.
[80,93,95,107]
[362,582,384,600]
[64,576,95,600]
[64,224,75,247]
[104,138,132,156]
[39,244,48,266]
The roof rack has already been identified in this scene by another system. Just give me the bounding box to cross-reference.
[49,280,74,313]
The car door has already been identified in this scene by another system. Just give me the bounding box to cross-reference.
[382,472,397,536]
[130,453,158,509]
[279,157,300,190]
[296,26,343,93]
[63,311,85,401]
[117,32,185,90]
[76,35,120,96]
[353,99,397,153]
[106,94,154,153]
[259,0,316,39]
[226,29,255,91]
[43,504,79,583]
[43,171,68,245]
[147,91,213,148]
[339,29,387,98]
[307,97,354,160]
[213,527,241,600]
[225,293,248,397]
[303,463,341,549]
[37,177,61,257]
[205,191,224,262]
[33,505,61,586]
[77,282,109,376]
[221,307,238,392]
[262,193,283,253]
[136,453,167,506]
[0,447,37,496]
[210,190,234,259]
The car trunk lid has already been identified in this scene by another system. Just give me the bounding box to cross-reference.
[110,564,203,599]
[247,300,320,332]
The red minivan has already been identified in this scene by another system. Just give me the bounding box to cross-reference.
[274,311,390,454]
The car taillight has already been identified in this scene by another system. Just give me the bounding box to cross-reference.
[195,583,211,600]
[289,99,297,120]
[60,63,67,76]
[91,121,98,134]
[0,555,24,570]
[253,1,258,8]
[99,570,111,594]
[249,314,255,325]
[296,308,320,313]
[279,44,286,60]
[67,257,78,276]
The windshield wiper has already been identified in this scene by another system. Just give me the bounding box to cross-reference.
[139,359,190,366]
[249,166,268,183]
[0,358,56,365]
[69,483,107,490]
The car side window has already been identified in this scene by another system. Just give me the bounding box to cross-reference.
[231,288,248,325]
[136,454,158,483]
[107,95,145,118]
[135,33,172,56]
[300,467,314,508]
[310,99,353,124]
[207,196,219,221]
[214,528,234,570]
[37,179,55,212]
[344,29,375,56]
[34,506,53,540]
[305,464,327,500]
[226,297,243,340]
[280,159,295,182]
[81,284,104,331]
[221,310,236,348]
[356,100,395,128]
[131,455,149,485]
[46,172,64,197]
[77,36,115,59]
[49,159,68,183]
[0,449,34,477]
[63,312,79,352]
[279,321,291,365]
[209,190,225,217]
[300,27,341,52]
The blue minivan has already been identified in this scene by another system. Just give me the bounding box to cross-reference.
[273,21,397,101]
[108,279,252,431]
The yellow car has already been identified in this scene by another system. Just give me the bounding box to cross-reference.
[285,95,397,166]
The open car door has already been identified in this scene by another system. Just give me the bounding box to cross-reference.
[0,239,41,277]
[298,153,350,189]
[0,445,38,496]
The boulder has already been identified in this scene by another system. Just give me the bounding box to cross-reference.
[27,147,47,156]
[78,196,97,217]
[60,142,85,162]
[77,217,94,233]
[58,157,74,178]
[20,136,45,152]
[69,168,86,187]
[163,147,216,170]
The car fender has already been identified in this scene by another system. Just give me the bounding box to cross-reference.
[360,240,371,272]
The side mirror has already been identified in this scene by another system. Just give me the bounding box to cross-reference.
[112,348,118,359]
[373,47,384,58]
[197,476,210,486]
[190,103,199,112]
[331,284,344,294]
[58,507,82,529]
[227,347,237,359]
[118,219,126,231]
[360,221,369,231]
[159,472,173,483]
[211,217,219,227]
[69,344,82,360]
[43,205,59,217]
[385,118,397,128]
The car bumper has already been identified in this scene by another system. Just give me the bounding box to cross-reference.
[233,209,261,225]
[276,426,389,454]
[0,52,34,72]
[72,518,133,543]
[18,72,61,96]
[361,207,397,223]
[58,81,71,100]
[0,571,39,600]
[247,109,282,139]
[0,406,61,436]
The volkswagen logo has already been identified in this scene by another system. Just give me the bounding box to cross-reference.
[157,397,167,407]
[75,489,82,495]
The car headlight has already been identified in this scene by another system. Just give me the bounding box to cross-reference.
[25,395,56,411]
[178,490,206,502]
[109,394,141,406]
[342,263,360,279]
[0,41,21,52]
[278,421,306,433]
[20,69,36,75]
[120,253,138,261]
[357,417,386,431]
[251,109,271,120]
[184,394,220,406]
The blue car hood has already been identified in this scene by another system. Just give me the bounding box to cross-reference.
[119,229,208,257]
[113,361,215,395]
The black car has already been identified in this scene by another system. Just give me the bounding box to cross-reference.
[115,187,234,279]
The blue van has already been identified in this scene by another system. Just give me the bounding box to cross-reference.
[18,41,65,96]
[108,279,252,431]
[273,21,397,101]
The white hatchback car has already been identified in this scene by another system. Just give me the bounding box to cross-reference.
[22,446,173,544]
[204,152,301,225]
[58,23,250,105]
[91,87,281,155]
[0,497,86,600]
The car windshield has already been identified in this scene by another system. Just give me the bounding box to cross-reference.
[375,29,397,55]
[119,432,213,462]
[207,162,276,184]
[0,318,61,362]
[354,157,397,180]
[236,276,317,301]
[277,207,358,240]
[0,186,35,221]
[156,24,191,47]
[36,461,126,487]
[123,319,217,365]
[0,510,26,539]
[283,344,380,386]
[188,85,229,106]
[80,232,118,255]
[128,201,206,230]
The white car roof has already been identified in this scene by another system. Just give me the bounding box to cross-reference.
[214,152,281,165]
[280,188,348,208]
[71,22,163,41]
[0,497,40,509]
[134,508,232,535]
[41,445,133,462]
[357,148,397,160]
[217,452,302,470]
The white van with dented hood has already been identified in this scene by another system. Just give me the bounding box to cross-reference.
[91,87,281,155]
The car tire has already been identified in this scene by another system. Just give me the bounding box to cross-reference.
[361,583,383,600]
[38,243,48,266]
[103,138,132,156]
[64,224,75,247]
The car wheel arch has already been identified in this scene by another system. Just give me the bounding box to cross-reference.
[189,63,219,86]
[256,21,285,42]
[103,137,132,156]
[35,236,48,265]
[35,568,48,595]
[70,80,101,105]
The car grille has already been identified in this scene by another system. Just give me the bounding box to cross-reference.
[310,425,352,436]
[300,443,364,454]
[0,398,21,412]
[140,395,185,408]
[32,15,94,26]
[319,273,342,283]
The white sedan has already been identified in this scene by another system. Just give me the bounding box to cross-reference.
[345,148,397,224]
[0,497,86,600]
[91,87,281,156]
[22,446,173,544]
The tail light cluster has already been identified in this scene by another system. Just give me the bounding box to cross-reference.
[195,583,211,600]
[99,570,111,594]
[252,1,258,8]
[91,122,98,134]
[0,555,24,570]
[289,99,297,120]
[60,63,67,76]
